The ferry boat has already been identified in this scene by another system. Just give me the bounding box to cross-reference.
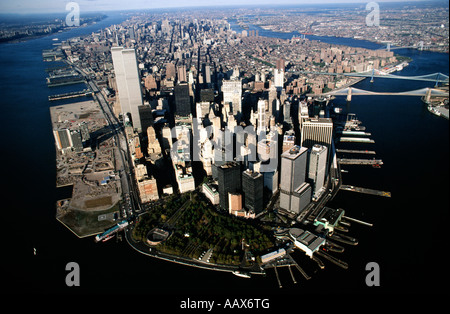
[102,234,115,242]
[232,270,251,278]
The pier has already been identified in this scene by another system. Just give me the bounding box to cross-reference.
[338,158,383,165]
[336,149,376,155]
[342,215,373,227]
[315,250,348,269]
[340,185,391,197]
[341,131,372,136]
[339,137,375,143]
[48,89,94,101]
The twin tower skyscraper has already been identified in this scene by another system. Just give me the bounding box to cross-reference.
[111,47,144,132]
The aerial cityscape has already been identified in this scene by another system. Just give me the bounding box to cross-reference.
[1,0,448,303]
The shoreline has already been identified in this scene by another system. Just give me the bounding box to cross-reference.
[123,225,264,275]
[0,15,107,45]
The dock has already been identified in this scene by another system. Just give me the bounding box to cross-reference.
[48,89,94,101]
[338,158,383,165]
[340,131,372,136]
[342,215,373,227]
[273,266,282,288]
[336,149,376,155]
[340,185,391,197]
[315,250,348,269]
[339,137,375,143]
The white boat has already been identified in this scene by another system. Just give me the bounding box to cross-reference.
[232,270,251,278]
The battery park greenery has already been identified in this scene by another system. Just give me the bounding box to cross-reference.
[132,192,274,265]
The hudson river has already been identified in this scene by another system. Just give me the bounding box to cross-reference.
[1,10,448,299]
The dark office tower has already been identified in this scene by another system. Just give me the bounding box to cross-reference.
[138,105,154,134]
[174,83,191,116]
[200,88,215,103]
[283,100,292,125]
[242,169,264,214]
[212,147,226,180]
[217,162,242,211]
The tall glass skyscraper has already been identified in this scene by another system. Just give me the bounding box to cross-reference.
[111,47,144,132]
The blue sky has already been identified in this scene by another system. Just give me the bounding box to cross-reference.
[0,0,437,14]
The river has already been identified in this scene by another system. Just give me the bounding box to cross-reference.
[1,11,448,300]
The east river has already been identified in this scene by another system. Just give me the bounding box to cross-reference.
[1,10,448,299]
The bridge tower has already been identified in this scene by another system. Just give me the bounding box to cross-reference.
[418,41,424,51]
[387,43,391,52]
[370,69,375,83]
[425,88,432,103]
[435,73,440,88]
[346,87,352,102]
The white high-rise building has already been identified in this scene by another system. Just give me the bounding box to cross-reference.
[222,79,242,115]
[299,100,309,129]
[300,118,333,158]
[111,47,144,132]
[308,144,328,199]
[257,99,267,134]
[274,69,284,91]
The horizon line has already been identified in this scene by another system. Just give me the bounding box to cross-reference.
[0,0,446,15]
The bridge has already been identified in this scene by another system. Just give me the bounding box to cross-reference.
[308,86,449,101]
[377,41,443,52]
[290,70,449,84]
